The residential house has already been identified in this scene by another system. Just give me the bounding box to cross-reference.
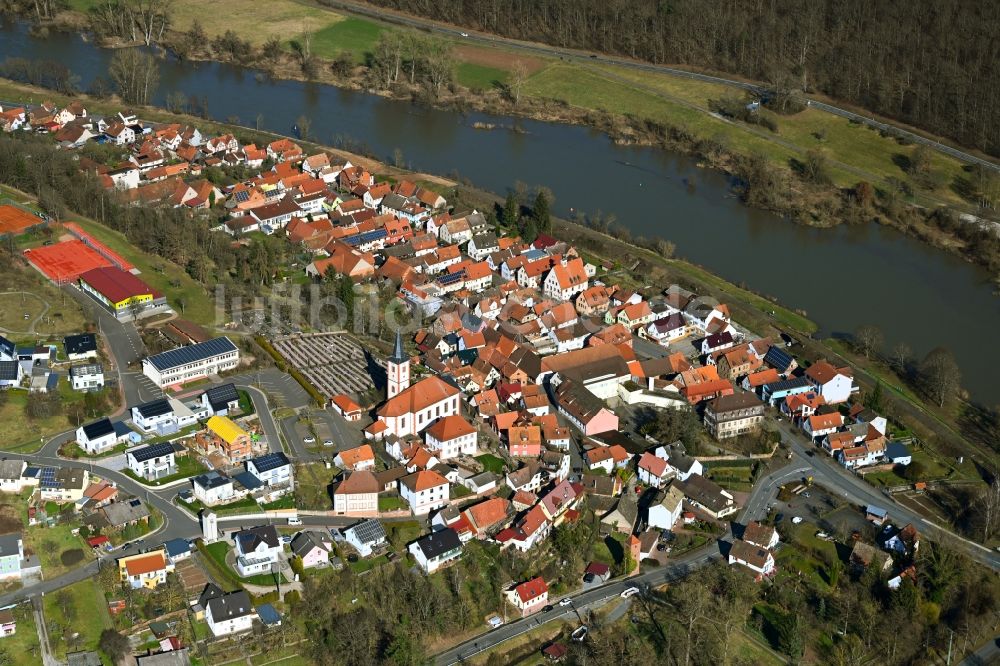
[553,380,619,436]
[0,460,27,494]
[192,471,235,506]
[233,525,282,577]
[0,535,24,581]
[850,542,892,572]
[69,363,104,391]
[0,609,15,637]
[291,531,333,569]
[331,470,379,515]
[704,393,765,440]
[76,417,121,454]
[101,498,151,532]
[63,333,98,361]
[677,474,738,519]
[728,540,775,577]
[648,484,685,531]
[246,453,292,490]
[118,549,171,589]
[805,361,856,404]
[39,467,89,503]
[201,383,241,417]
[334,444,376,471]
[637,451,673,489]
[399,470,450,515]
[804,412,844,440]
[543,258,589,302]
[409,527,463,573]
[425,415,478,459]
[743,521,779,549]
[126,443,177,481]
[343,519,387,558]
[495,504,551,552]
[506,576,548,617]
[201,585,256,637]
[204,416,254,463]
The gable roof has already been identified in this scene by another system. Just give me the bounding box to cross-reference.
[377,375,460,418]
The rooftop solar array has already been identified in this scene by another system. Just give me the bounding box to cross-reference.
[205,383,240,410]
[82,417,114,440]
[145,337,237,372]
[347,519,386,545]
[250,452,289,473]
[129,442,176,462]
[135,398,172,418]
[40,467,57,489]
[764,346,794,370]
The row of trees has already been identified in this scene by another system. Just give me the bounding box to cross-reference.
[360,0,1000,156]
[86,0,171,46]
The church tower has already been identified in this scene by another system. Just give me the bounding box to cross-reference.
[387,331,410,398]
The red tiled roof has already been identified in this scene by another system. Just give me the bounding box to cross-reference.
[426,415,476,442]
[514,576,548,604]
[79,266,160,303]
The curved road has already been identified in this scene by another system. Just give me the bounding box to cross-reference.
[322,0,1000,173]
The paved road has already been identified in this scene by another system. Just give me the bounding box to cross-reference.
[780,422,1000,572]
[960,635,1000,665]
[322,0,1000,174]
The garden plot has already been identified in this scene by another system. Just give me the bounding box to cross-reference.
[271,332,375,398]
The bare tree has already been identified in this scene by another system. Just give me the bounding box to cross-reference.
[976,472,1000,543]
[890,341,912,373]
[423,39,455,94]
[919,346,962,407]
[506,60,530,105]
[854,324,883,359]
[108,48,160,105]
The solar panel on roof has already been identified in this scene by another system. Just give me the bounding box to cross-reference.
[437,272,464,286]
[250,453,289,473]
[129,442,175,462]
[145,337,237,372]
[206,383,239,410]
[136,398,171,418]
[234,190,250,202]
[764,346,793,370]
[347,519,386,545]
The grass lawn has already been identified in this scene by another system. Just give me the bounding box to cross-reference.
[69,218,216,326]
[309,16,384,63]
[384,520,422,551]
[124,455,207,486]
[200,541,241,589]
[348,553,388,574]
[776,522,840,592]
[0,291,46,333]
[24,521,89,579]
[0,267,88,339]
[731,630,786,666]
[1,603,43,665]
[456,62,508,90]
[259,495,296,511]
[41,578,111,659]
[475,454,506,475]
[377,495,405,512]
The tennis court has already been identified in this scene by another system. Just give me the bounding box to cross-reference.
[24,240,114,282]
[0,204,43,235]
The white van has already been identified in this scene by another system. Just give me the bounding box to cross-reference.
[287,516,302,526]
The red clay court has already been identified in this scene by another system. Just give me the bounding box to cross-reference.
[24,240,114,283]
[0,204,43,235]
[63,222,135,272]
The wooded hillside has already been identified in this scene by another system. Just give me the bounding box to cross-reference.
[359,0,1000,156]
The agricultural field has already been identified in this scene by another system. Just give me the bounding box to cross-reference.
[308,16,384,62]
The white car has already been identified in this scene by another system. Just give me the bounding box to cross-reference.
[559,598,573,607]
[460,32,469,37]
[621,586,640,599]
[287,516,302,526]
[791,516,803,524]
[486,616,504,628]
[323,439,334,447]
[303,436,316,444]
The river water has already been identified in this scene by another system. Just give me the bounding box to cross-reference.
[2,22,998,405]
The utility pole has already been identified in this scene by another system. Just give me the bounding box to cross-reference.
[946,628,953,665]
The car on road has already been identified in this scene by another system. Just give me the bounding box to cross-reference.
[621,586,640,598]
[288,516,302,526]
[303,436,316,444]
[559,598,573,607]
[460,32,469,37]
[542,605,553,612]
[323,439,334,447]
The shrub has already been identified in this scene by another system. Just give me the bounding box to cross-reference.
[60,549,85,566]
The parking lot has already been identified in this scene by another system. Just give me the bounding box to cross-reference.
[271,332,375,398]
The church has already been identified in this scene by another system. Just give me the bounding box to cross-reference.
[371,332,462,439]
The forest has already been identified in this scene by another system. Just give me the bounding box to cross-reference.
[358,0,1000,157]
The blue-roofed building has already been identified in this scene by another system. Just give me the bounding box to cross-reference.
[141,337,240,388]
[761,376,813,405]
[886,442,912,466]
[763,346,797,375]
[163,538,192,563]
[256,603,282,627]
[233,471,264,492]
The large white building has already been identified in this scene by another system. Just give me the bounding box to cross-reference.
[542,258,589,302]
[373,375,461,439]
[141,337,239,388]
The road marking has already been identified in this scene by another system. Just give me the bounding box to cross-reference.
[919,519,992,552]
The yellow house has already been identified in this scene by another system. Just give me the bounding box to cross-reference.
[117,549,172,590]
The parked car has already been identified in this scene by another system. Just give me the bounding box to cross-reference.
[303,436,316,444]
[323,439,334,447]
[559,598,573,607]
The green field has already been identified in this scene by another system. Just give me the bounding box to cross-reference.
[456,62,508,90]
[42,579,112,659]
[308,16,384,63]
[0,604,43,666]
[475,454,506,475]
[0,391,76,453]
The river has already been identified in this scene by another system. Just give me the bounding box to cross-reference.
[1,21,998,405]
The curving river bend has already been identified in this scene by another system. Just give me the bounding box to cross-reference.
[2,21,998,405]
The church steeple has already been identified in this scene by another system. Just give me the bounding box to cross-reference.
[387,331,410,398]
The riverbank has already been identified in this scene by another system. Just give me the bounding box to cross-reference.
[26,2,1000,280]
